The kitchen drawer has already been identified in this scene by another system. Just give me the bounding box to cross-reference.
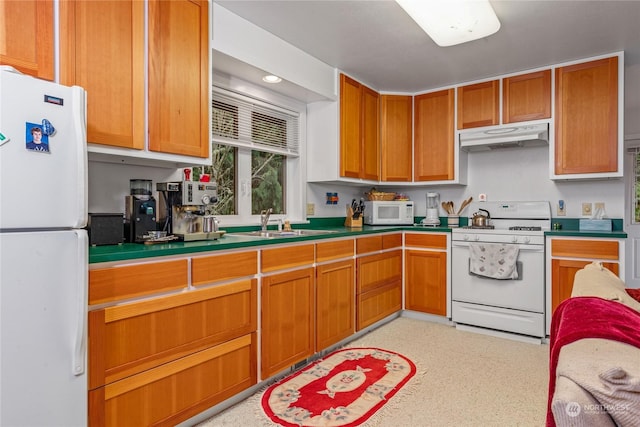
[316,238,354,262]
[89,259,188,305]
[550,239,618,260]
[89,333,257,427]
[356,249,402,294]
[382,233,403,249]
[89,279,257,389]
[404,233,447,249]
[261,244,314,272]
[192,250,258,286]
[356,235,382,254]
[357,280,402,330]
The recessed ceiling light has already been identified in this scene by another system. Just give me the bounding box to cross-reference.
[396,0,501,47]
[262,75,282,83]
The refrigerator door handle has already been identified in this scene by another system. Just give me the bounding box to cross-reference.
[71,86,88,229]
[73,229,88,376]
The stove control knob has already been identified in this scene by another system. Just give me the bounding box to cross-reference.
[474,235,480,241]
[511,236,518,243]
[523,237,531,244]
[463,234,470,241]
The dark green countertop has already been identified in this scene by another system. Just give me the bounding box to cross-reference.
[89,223,451,264]
[89,216,627,264]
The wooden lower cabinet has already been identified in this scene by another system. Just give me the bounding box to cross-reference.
[356,249,402,330]
[316,259,355,350]
[404,233,448,316]
[88,279,258,426]
[549,238,620,314]
[551,259,619,313]
[405,249,447,315]
[89,334,256,427]
[261,267,315,378]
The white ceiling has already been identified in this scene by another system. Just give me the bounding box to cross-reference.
[214,0,640,98]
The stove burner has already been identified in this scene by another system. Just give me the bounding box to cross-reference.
[509,226,542,231]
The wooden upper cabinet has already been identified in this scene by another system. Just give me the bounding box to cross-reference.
[361,85,381,180]
[148,0,209,158]
[60,0,209,158]
[380,95,412,181]
[60,0,145,149]
[457,80,499,129]
[503,70,551,124]
[340,74,380,180]
[0,0,54,81]
[414,89,455,181]
[554,56,618,175]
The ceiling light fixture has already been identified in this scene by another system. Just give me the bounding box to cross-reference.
[396,0,501,47]
[262,75,282,83]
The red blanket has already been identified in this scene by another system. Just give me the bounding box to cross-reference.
[546,296,640,427]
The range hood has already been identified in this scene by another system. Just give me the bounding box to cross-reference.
[459,123,549,152]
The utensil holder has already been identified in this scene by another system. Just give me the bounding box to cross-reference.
[447,214,459,228]
[344,206,363,228]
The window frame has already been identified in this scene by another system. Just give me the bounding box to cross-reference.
[211,80,307,226]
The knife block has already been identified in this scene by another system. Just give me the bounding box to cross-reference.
[344,206,363,228]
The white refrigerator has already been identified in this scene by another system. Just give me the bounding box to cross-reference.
[0,66,88,426]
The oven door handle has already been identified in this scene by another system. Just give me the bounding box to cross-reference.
[452,242,544,252]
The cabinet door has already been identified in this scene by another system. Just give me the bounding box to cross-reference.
[340,74,363,178]
[60,0,145,149]
[414,89,455,181]
[261,267,315,378]
[316,260,355,350]
[457,80,499,129]
[554,57,618,175]
[503,70,551,123]
[148,0,209,158]
[405,249,447,315]
[551,259,619,314]
[340,74,379,180]
[381,95,412,181]
[0,0,54,81]
[361,85,381,180]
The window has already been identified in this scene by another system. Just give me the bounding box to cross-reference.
[203,86,303,224]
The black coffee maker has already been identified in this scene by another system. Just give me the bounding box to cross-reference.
[124,179,157,243]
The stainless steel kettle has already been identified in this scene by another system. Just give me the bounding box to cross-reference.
[471,209,490,227]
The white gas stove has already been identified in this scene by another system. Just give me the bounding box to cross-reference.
[451,201,551,341]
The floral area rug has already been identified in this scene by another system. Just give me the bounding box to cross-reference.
[261,347,416,427]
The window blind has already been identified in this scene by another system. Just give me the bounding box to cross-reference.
[212,88,300,156]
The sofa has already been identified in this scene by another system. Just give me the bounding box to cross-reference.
[547,262,640,427]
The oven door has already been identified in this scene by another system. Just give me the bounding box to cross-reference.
[451,241,544,313]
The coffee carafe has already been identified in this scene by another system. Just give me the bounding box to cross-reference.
[124,179,157,242]
[157,180,219,241]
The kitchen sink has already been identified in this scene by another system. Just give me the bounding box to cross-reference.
[228,229,338,238]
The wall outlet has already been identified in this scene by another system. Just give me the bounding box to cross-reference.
[306,203,315,216]
[582,202,592,216]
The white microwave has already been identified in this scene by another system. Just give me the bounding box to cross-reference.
[363,200,414,225]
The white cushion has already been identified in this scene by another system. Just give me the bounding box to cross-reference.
[571,262,640,313]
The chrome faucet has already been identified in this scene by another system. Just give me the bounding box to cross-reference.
[260,208,273,231]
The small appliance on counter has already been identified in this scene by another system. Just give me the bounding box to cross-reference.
[421,192,441,226]
[157,180,223,241]
[124,179,157,243]
[87,213,124,246]
[363,200,414,225]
